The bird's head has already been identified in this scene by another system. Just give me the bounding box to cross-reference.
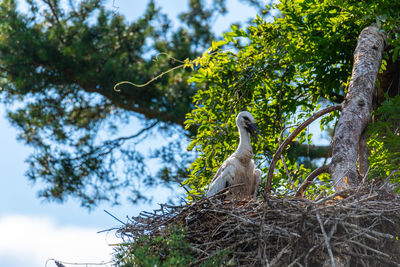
[236,111,262,140]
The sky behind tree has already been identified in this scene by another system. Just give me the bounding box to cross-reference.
[0,1,260,266]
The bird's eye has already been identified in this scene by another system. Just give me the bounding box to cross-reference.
[243,116,250,121]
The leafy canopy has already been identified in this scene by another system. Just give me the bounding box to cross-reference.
[184,0,400,197]
[1,0,399,208]
[0,0,255,207]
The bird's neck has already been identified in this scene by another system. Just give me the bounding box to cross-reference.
[235,126,253,160]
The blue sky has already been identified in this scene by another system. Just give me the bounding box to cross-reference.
[0,1,260,266]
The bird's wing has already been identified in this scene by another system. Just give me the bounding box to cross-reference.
[206,161,236,197]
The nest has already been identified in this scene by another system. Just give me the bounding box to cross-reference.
[118,182,400,266]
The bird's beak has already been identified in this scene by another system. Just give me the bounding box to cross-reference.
[246,123,263,141]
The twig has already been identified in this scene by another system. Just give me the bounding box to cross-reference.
[115,182,400,266]
[43,0,62,25]
[303,245,319,266]
[348,240,391,258]
[269,244,291,266]
[316,212,336,267]
[360,166,371,184]
[313,188,353,205]
[46,259,113,267]
[295,164,331,197]
[342,222,394,239]
[104,210,126,225]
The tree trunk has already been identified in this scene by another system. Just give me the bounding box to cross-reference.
[330,24,385,191]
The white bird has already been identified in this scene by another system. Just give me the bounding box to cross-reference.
[206,111,262,199]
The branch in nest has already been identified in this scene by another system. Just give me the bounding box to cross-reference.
[264,105,341,197]
[115,183,400,266]
[295,164,331,197]
[316,212,336,267]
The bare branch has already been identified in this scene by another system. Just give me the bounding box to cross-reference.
[270,244,291,266]
[316,212,336,267]
[115,183,400,266]
[295,164,331,197]
[348,240,391,258]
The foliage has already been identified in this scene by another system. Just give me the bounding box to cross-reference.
[0,0,399,208]
[184,0,400,196]
[0,0,265,207]
[368,95,400,186]
[113,226,194,266]
[0,0,189,207]
[113,225,229,266]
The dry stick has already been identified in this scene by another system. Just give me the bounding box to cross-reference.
[361,166,371,184]
[295,164,331,197]
[269,244,291,266]
[118,184,400,266]
[303,244,320,266]
[191,236,256,266]
[207,183,246,199]
[257,203,269,267]
[312,188,353,206]
[348,240,391,258]
[342,222,394,239]
[264,105,342,196]
[46,259,113,267]
[382,169,400,190]
[316,212,336,267]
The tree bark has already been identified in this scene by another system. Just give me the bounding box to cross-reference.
[358,130,369,178]
[330,24,385,191]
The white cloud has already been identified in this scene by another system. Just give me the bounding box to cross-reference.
[0,214,119,267]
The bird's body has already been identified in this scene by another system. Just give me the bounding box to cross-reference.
[206,111,262,198]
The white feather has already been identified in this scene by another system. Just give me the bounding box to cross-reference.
[206,111,262,198]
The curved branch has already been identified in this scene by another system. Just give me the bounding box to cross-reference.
[264,105,341,197]
[295,164,331,197]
